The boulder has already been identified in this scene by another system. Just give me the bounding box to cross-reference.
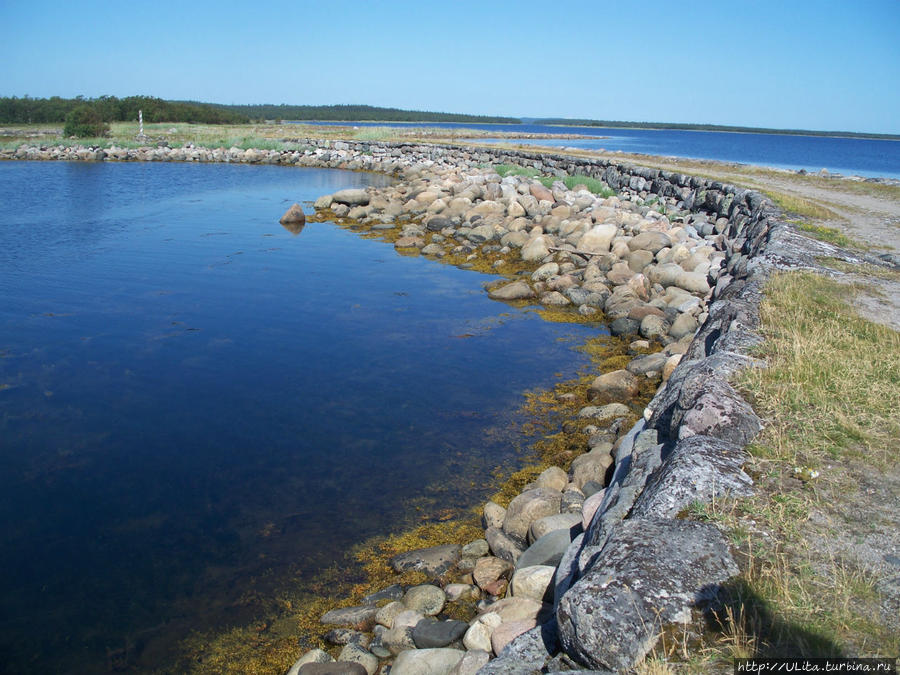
[628,231,672,253]
[375,601,405,628]
[528,512,582,542]
[669,312,699,340]
[390,648,465,675]
[478,596,550,624]
[475,620,560,675]
[502,488,562,545]
[412,618,469,648]
[337,644,379,675]
[448,650,491,675]
[639,314,669,340]
[578,403,631,425]
[631,435,754,518]
[557,519,739,671]
[331,188,370,206]
[531,262,560,281]
[626,352,669,376]
[521,235,551,261]
[491,620,537,655]
[530,183,554,202]
[320,605,378,630]
[482,501,506,529]
[487,280,534,301]
[390,544,461,576]
[588,369,639,404]
[473,556,514,591]
[510,565,557,602]
[444,583,480,603]
[485,526,524,563]
[395,236,425,249]
[515,528,574,569]
[674,270,711,294]
[402,585,446,616]
[539,291,569,306]
[463,612,501,652]
[534,466,568,492]
[570,451,614,490]
[579,224,618,253]
[280,203,306,225]
[286,649,333,675]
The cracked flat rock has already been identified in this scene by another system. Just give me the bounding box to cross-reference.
[557,518,739,672]
[631,434,754,518]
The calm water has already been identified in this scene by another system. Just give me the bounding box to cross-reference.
[297,120,900,179]
[0,161,601,673]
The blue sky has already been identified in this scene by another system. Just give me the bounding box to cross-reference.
[1,0,898,133]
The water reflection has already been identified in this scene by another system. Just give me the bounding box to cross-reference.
[280,220,306,235]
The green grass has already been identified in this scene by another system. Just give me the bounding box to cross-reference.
[493,165,615,197]
[788,220,856,248]
[764,190,839,220]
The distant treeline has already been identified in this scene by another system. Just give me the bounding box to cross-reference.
[211,103,520,124]
[534,118,900,141]
[0,96,519,126]
[0,96,250,125]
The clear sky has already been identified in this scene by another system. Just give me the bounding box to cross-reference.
[1,0,898,134]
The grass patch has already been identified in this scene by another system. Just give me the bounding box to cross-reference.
[558,173,616,197]
[740,272,899,466]
[494,165,615,197]
[684,270,900,668]
[494,163,541,179]
[765,190,839,220]
[818,257,900,281]
[787,220,857,248]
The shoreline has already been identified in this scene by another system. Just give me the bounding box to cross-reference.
[4,139,897,673]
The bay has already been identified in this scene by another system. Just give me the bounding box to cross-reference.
[0,161,600,673]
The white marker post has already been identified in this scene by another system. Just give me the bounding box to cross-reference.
[139,109,144,137]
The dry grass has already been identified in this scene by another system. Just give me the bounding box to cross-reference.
[677,270,900,669]
[740,272,899,467]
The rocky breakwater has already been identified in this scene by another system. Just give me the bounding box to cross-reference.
[283,158,758,675]
[7,138,787,672]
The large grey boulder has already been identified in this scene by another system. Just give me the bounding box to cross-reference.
[515,528,575,570]
[502,488,562,545]
[412,618,469,648]
[320,605,378,630]
[331,188,370,206]
[631,435,754,518]
[485,526,524,563]
[556,519,739,671]
[389,544,460,576]
[646,357,762,446]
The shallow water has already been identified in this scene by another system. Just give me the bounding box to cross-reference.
[0,161,602,672]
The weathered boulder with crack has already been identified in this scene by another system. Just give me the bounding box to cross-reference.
[646,355,762,445]
[556,519,738,671]
[631,435,755,518]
